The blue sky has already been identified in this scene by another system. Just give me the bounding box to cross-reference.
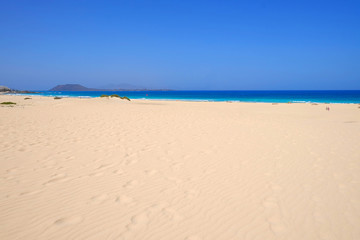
[1,0,359,90]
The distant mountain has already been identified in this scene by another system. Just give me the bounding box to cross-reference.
[49,84,99,91]
[0,86,11,92]
[97,83,144,90]
[0,85,38,93]
[49,84,172,91]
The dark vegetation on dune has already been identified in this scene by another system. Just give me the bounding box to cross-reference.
[100,94,131,101]
[1,101,16,105]
[54,97,62,99]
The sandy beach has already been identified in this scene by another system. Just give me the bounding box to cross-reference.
[1,95,359,240]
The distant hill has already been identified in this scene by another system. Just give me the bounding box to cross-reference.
[49,84,99,91]
[0,85,38,93]
[49,84,172,91]
[97,83,144,90]
[0,86,11,92]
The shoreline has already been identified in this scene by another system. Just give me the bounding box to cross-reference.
[4,93,360,104]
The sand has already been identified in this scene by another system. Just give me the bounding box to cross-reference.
[1,95,360,240]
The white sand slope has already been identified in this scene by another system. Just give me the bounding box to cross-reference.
[1,95,360,240]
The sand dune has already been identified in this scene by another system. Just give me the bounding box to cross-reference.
[1,95,360,240]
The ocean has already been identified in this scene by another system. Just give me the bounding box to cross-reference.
[22,90,360,103]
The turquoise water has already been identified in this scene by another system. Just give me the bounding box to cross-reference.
[20,90,360,103]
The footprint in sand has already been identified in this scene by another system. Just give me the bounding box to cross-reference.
[163,208,183,221]
[6,168,18,174]
[113,169,124,175]
[65,156,75,161]
[125,158,138,166]
[131,213,148,225]
[119,203,169,238]
[20,190,43,196]
[118,213,149,239]
[54,216,83,226]
[123,180,139,189]
[3,176,15,181]
[90,194,109,204]
[185,189,198,199]
[97,164,113,170]
[116,195,134,205]
[267,215,288,235]
[43,174,69,186]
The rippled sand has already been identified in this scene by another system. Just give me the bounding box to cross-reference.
[1,95,360,240]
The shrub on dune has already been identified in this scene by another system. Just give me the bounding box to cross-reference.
[120,96,131,101]
[1,102,16,105]
[100,94,130,101]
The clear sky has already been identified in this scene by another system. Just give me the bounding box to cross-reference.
[1,0,359,90]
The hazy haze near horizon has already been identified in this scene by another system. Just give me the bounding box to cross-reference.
[1,0,359,90]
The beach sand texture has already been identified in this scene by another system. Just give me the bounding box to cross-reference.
[1,95,360,240]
